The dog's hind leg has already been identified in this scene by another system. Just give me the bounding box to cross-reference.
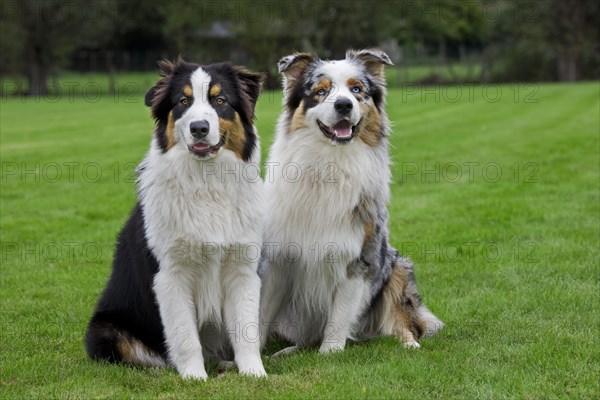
[85,318,123,363]
[85,317,166,367]
[379,257,443,347]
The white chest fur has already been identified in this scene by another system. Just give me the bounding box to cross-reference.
[139,143,264,266]
[263,123,390,343]
[265,124,389,279]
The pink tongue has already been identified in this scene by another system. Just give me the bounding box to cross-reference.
[193,143,210,152]
[333,121,352,138]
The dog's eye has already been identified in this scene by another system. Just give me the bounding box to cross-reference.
[215,97,226,105]
[317,88,326,96]
[351,86,362,94]
[180,97,189,106]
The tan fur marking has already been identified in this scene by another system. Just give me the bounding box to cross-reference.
[116,337,137,363]
[357,104,382,147]
[117,336,164,368]
[347,78,365,91]
[370,66,385,79]
[210,84,222,97]
[165,112,176,150]
[183,85,192,97]
[290,100,307,132]
[313,78,332,96]
[221,113,245,159]
[381,266,420,344]
[363,220,375,246]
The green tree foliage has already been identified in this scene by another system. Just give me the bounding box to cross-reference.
[485,0,599,81]
[0,0,598,92]
[0,0,116,95]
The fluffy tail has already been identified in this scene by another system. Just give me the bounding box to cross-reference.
[85,316,167,368]
[378,257,443,348]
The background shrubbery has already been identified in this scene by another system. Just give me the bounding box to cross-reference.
[1,0,598,94]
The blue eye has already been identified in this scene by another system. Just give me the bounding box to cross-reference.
[317,89,326,96]
[351,86,362,94]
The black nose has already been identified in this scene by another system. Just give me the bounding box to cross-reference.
[334,97,353,115]
[190,120,210,138]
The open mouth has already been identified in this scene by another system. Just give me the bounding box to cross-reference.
[317,119,357,144]
[188,136,225,157]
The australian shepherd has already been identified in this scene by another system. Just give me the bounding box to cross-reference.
[85,59,267,379]
[259,49,443,354]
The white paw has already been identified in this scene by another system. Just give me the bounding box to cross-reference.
[404,341,421,349]
[236,355,267,378]
[319,341,345,354]
[239,364,267,378]
[179,364,208,381]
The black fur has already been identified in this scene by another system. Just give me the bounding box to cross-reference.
[365,76,385,112]
[86,59,264,366]
[144,60,263,161]
[85,204,167,362]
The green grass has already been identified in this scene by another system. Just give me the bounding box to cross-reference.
[1,82,599,399]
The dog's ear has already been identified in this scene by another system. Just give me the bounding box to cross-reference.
[144,59,177,108]
[144,86,157,107]
[232,66,265,121]
[158,58,178,77]
[278,52,318,90]
[346,49,393,79]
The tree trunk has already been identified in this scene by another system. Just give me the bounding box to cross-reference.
[557,50,577,81]
[26,44,47,96]
[460,44,475,81]
[106,51,116,96]
[438,38,446,67]
[447,42,461,82]
[479,46,490,83]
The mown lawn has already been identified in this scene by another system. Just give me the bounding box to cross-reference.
[1,82,598,399]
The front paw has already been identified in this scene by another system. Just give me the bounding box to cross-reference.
[404,341,421,349]
[239,364,267,378]
[236,355,267,378]
[178,364,208,381]
[319,340,345,354]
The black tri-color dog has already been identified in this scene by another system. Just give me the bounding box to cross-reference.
[85,59,267,380]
